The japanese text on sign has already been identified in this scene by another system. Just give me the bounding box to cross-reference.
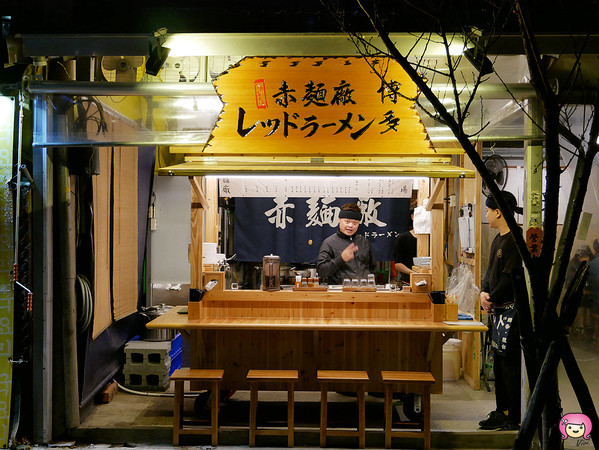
[218,176,413,199]
[238,78,402,140]
[264,196,388,231]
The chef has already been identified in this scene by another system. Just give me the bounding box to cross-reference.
[317,202,376,285]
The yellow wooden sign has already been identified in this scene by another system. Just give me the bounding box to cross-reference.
[208,57,434,156]
[0,95,15,447]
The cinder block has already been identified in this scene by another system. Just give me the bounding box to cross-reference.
[122,335,182,390]
[125,340,171,365]
[124,357,171,377]
[124,372,170,391]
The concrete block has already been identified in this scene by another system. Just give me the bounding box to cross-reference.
[124,372,170,391]
[124,340,171,366]
[123,357,171,377]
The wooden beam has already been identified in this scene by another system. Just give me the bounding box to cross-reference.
[426,178,445,211]
[189,176,209,209]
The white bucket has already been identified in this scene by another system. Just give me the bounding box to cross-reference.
[443,338,462,381]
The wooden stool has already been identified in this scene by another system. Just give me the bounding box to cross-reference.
[170,368,224,446]
[247,369,299,447]
[381,371,435,450]
[317,370,369,448]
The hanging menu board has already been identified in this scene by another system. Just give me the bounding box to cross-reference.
[219,176,414,198]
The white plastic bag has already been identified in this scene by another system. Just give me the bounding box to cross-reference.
[445,264,479,315]
[413,200,431,234]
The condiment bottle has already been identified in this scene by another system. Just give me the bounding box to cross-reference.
[295,275,302,288]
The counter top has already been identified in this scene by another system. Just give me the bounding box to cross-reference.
[147,306,487,332]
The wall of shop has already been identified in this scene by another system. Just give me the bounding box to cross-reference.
[149,175,191,306]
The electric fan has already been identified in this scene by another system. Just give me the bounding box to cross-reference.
[482,154,508,197]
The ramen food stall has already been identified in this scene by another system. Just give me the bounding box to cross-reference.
[150,56,486,394]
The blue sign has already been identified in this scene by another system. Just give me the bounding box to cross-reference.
[234,197,411,263]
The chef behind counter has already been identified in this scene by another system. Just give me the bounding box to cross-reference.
[317,202,376,285]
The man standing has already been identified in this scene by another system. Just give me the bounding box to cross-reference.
[393,208,417,285]
[478,191,523,431]
[317,202,376,285]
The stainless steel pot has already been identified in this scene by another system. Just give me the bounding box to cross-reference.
[293,269,310,279]
[279,266,296,285]
[139,304,175,341]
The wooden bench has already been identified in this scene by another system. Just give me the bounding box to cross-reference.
[247,369,299,447]
[381,371,435,450]
[170,368,224,446]
[317,370,369,448]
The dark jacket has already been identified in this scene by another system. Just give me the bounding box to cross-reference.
[481,230,522,307]
[317,231,376,285]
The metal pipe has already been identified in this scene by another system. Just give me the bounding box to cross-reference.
[53,60,80,430]
[26,80,216,96]
[31,133,53,443]
[56,147,80,429]
[26,79,537,100]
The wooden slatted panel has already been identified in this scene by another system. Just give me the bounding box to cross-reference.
[112,146,138,321]
[190,329,441,393]
[92,147,113,338]
[199,300,432,320]
[196,290,433,321]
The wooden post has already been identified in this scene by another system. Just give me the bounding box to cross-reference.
[204,177,220,244]
[190,176,206,289]
[429,180,444,291]
[458,143,483,390]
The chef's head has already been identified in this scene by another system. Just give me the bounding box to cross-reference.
[485,190,523,228]
[338,202,362,236]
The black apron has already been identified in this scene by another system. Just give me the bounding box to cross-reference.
[491,303,517,356]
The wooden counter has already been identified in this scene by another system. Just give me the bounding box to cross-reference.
[149,305,485,332]
[188,289,435,321]
[147,290,486,393]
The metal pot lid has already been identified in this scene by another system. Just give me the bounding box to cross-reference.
[142,303,173,314]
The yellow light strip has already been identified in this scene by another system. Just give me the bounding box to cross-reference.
[169,146,462,156]
[158,160,474,178]
[183,155,453,164]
